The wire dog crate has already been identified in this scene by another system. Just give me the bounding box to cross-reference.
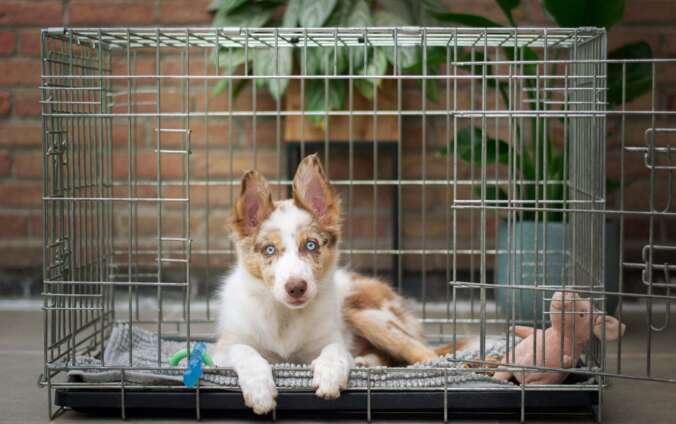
[40,26,675,421]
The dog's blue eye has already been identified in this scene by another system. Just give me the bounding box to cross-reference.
[264,245,276,256]
[305,240,318,251]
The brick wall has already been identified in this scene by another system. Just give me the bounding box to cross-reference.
[0,1,674,290]
[0,0,212,273]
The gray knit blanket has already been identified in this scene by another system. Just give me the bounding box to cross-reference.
[68,322,515,389]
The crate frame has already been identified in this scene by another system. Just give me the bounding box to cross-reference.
[39,26,676,421]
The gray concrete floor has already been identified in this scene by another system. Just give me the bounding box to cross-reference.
[1,307,674,424]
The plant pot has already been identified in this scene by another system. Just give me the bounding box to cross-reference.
[495,219,621,325]
[495,220,567,326]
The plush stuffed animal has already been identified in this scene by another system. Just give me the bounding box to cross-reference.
[493,291,626,385]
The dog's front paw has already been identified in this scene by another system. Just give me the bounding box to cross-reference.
[311,359,349,400]
[239,371,277,414]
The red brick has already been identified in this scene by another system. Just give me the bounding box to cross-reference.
[13,151,42,178]
[159,0,212,24]
[17,29,40,57]
[608,27,661,54]
[0,150,11,176]
[401,212,463,240]
[0,213,29,238]
[625,0,676,24]
[28,213,42,238]
[344,214,389,239]
[112,88,188,114]
[668,92,676,111]
[621,178,675,211]
[191,151,279,179]
[0,1,64,26]
[111,121,147,147]
[160,56,208,76]
[192,88,233,113]
[112,151,185,180]
[0,181,42,206]
[112,55,155,76]
[188,185,231,207]
[187,120,231,147]
[0,91,10,116]
[0,121,42,145]
[0,59,40,86]
[14,91,40,117]
[69,1,156,26]
[0,246,41,268]
[0,30,17,55]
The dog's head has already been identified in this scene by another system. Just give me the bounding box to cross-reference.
[231,154,341,309]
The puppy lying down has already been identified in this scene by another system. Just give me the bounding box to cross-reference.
[213,154,458,414]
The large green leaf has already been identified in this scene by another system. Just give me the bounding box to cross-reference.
[213,48,247,74]
[344,0,374,71]
[305,46,348,76]
[300,0,337,27]
[325,0,354,25]
[414,0,445,25]
[374,1,418,69]
[212,77,248,98]
[282,0,302,27]
[213,1,275,27]
[429,11,502,27]
[381,44,418,70]
[502,45,538,75]
[348,0,372,27]
[211,47,248,96]
[374,9,410,27]
[305,79,346,126]
[378,0,415,22]
[253,47,293,100]
[607,41,653,107]
[541,0,625,29]
[212,78,230,96]
[606,178,621,195]
[210,0,247,14]
[497,0,520,25]
[401,46,445,101]
[457,50,504,92]
[355,48,388,99]
[403,46,445,75]
[442,127,511,165]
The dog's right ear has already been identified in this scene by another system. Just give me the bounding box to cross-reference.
[232,170,274,238]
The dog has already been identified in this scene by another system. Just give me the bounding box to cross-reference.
[213,154,456,414]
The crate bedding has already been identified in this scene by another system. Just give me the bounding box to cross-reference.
[68,322,517,389]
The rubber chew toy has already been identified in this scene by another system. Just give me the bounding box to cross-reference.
[168,342,213,388]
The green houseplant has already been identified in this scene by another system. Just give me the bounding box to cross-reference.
[209,0,443,129]
[434,0,652,322]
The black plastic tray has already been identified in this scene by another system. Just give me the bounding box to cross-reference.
[55,380,599,420]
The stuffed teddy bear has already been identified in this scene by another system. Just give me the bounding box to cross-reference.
[493,291,626,385]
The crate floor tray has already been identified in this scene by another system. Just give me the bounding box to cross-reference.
[54,322,599,418]
[55,383,599,419]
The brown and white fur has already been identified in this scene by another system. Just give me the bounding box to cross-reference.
[213,154,454,415]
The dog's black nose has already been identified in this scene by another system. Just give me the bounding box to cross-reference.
[285,278,307,299]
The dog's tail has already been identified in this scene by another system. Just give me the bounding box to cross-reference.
[432,339,472,357]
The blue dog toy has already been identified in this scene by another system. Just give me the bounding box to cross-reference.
[168,342,213,388]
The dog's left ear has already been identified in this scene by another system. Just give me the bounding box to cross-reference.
[292,154,340,228]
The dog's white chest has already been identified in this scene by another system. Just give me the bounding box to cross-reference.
[258,312,312,361]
